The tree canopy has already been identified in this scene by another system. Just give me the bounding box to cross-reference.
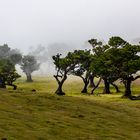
[90,37,140,97]
[53,36,140,99]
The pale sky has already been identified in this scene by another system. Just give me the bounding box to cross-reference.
[0,0,140,53]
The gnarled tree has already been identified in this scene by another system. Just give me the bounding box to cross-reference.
[88,38,112,94]
[52,53,78,95]
[20,55,40,82]
[109,38,140,98]
[70,50,92,93]
[96,36,140,98]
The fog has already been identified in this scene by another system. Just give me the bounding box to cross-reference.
[0,0,140,74]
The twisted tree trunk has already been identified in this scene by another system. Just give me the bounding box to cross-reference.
[91,77,102,94]
[7,84,17,90]
[54,74,67,95]
[55,82,65,95]
[111,82,120,93]
[81,80,89,93]
[123,78,132,98]
[103,78,110,94]
[89,74,95,88]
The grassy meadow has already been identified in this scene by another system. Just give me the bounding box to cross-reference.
[0,76,139,140]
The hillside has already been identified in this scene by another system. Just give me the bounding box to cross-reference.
[0,77,139,140]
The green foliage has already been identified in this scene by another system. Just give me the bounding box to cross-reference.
[69,50,91,76]
[52,52,81,76]
[52,53,80,95]
[0,44,21,88]
[53,50,93,94]
[90,37,140,80]
[67,50,93,93]
[88,38,110,55]
[0,59,21,87]
[108,36,127,48]
[108,41,140,80]
[52,36,140,96]
[89,37,140,96]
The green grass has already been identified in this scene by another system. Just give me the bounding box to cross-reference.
[0,76,140,140]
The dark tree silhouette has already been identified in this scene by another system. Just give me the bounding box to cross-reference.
[52,53,78,95]
[70,50,92,93]
[88,38,112,94]
[91,36,140,98]
[0,59,20,89]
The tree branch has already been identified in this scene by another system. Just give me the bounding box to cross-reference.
[79,75,85,82]
[132,75,140,81]
[91,77,102,94]
[54,75,60,84]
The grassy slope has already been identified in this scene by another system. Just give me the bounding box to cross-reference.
[0,76,139,140]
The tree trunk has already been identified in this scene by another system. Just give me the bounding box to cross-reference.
[91,77,102,94]
[55,82,65,95]
[7,84,17,90]
[111,83,120,93]
[26,73,33,82]
[89,74,95,88]
[13,85,17,90]
[103,78,110,94]
[54,75,67,96]
[123,78,132,98]
[81,81,89,93]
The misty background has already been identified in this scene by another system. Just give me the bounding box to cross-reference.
[0,0,140,75]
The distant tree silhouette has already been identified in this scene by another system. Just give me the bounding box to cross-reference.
[20,55,40,82]
[0,44,22,65]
